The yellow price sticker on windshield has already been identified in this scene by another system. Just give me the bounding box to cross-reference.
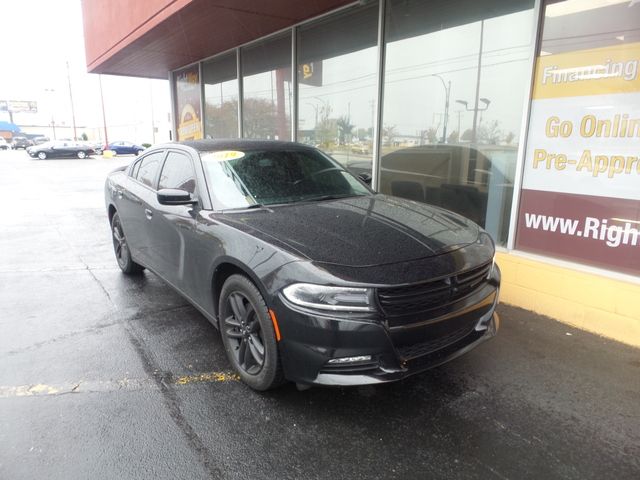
[207,150,246,161]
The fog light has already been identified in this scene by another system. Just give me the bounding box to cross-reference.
[327,355,372,364]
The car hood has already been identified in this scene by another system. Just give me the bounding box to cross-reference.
[216,195,480,267]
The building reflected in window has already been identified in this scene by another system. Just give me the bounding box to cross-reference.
[380,0,535,245]
[297,3,378,177]
[242,34,292,140]
[203,53,239,139]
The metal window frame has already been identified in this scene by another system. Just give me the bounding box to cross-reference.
[198,61,205,139]
[506,0,544,250]
[291,26,298,142]
[372,0,386,191]
[168,71,176,141]
[237,48,244,138]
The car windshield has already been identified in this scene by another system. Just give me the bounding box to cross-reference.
[201,148,370,209]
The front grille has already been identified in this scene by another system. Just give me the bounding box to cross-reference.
[405,329,484,371]
[377,262,492,316]
[396,323,475,360]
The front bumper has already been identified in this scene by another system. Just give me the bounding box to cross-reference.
[273,274,500,387]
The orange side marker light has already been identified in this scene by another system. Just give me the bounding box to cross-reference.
[268,309,282,342]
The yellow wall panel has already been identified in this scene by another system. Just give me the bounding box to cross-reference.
[496,252,640,347]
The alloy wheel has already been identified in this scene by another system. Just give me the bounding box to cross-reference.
[111,218,129,269]
[223,291,265,375]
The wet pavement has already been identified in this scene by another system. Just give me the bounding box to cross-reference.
[0,149,638,479]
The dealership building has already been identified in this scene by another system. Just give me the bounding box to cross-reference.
[81,0,640,345]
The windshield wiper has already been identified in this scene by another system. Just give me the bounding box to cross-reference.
[302,194,360,202]
[245,203,265,209]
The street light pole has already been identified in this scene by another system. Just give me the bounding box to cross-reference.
[455,99,491,138]
[428,74,451,143]
[44,88,56,140]
[66,61,78,140]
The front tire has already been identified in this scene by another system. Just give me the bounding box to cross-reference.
[111,212,144,275]
[136,149,144,156]
[37,151,47,160]
[77,150,87,159]
[219,275,284,391]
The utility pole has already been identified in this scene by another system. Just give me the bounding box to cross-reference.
[99,75,109,148]
[471,20,484,145]
[66,61,78,140]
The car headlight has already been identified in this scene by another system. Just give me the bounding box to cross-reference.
[282,283,376,312]
[476,231,494,249]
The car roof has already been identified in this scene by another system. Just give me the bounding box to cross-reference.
[178,139,314,153]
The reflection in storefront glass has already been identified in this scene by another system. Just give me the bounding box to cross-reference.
[203,53,239,139]
[297,3,378,177]
[380,0,534,245]
[242,34,292,140]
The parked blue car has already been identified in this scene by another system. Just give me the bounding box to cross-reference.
[106,141,145,156]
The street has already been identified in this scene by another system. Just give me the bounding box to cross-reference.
[0,149,638,479]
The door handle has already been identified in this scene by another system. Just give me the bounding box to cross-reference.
[145,208,153,220]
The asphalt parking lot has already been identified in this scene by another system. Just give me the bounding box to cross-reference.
[0,148,638,479]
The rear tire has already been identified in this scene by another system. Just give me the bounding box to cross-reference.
[110,212,144,275]
[219,275,284,391]
[136,149,144,156]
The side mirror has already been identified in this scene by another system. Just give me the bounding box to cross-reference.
[358,172,372,185]
[157,188,197,206]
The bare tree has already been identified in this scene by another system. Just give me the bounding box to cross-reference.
[426,127,438,144]
[476,120,501,144]
[383,124,397,145]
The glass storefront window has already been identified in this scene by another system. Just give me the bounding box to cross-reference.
[379,0,535,245]
[241,34,292,140]
[515,0,640,275]
[203,53,239,139]
[174,65,203,141]
[297,3,379,177]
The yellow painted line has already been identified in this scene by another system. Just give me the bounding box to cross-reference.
[174,372,240,385]
[0,371,240,399]
[5,384,61,397]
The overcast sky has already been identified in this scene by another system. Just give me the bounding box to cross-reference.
[0,0,171,143]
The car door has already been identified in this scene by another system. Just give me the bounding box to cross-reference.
[117,150,167,266]
[49,142,65,158]
[147,150,200,289]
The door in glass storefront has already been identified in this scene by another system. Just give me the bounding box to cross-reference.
[379,0,535,245]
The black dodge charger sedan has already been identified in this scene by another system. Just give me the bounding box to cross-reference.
[105,140,500,390]
[28,140,95,160]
